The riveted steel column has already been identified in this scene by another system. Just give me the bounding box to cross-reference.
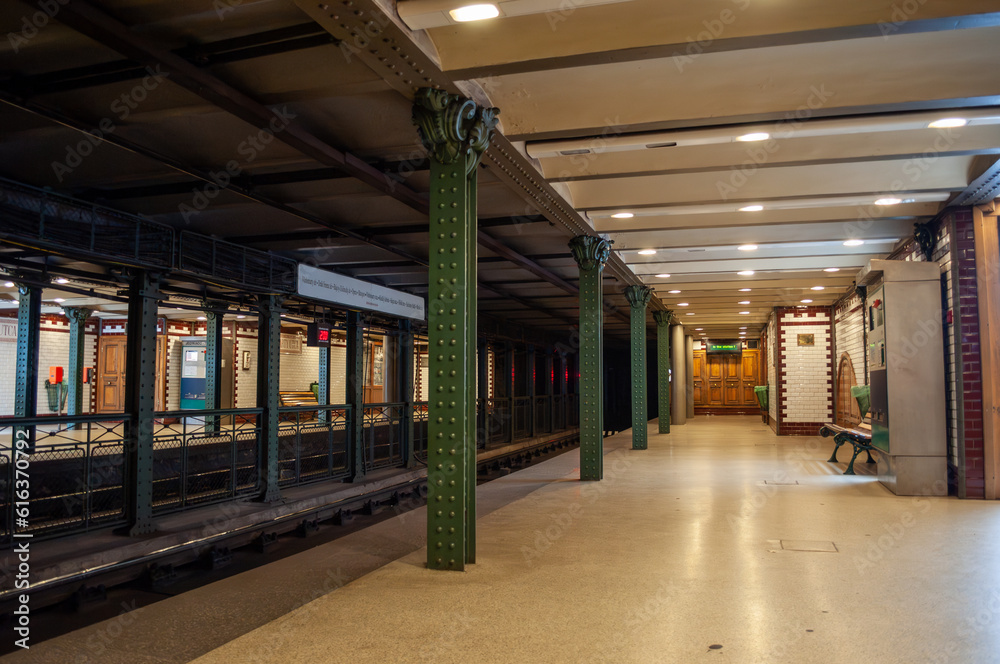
[14,283,41,451]
[124,271,160,535]
[570,236,612,481]
[346,310,365,481]
[653,311,674,434]
[204,303,225,432]
[414,88,498,570]
[64,307,93,428]
[477,338,488,449]
[527,344,537,438]
[625,286,653,449]
[257,294,283,503]
[401,319,416,467]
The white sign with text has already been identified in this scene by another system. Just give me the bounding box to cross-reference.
[297,264,425,320]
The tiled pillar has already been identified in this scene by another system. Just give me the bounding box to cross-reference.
[671,324,687,426]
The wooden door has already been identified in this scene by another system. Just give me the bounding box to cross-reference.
[723,355,741,404]
[692,351,704,404]
[741,351,759,404]
[97,336,127,413]
[706,355,724,405]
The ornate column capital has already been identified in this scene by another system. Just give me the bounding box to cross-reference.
[63,306,93,324]
[653,310,674,327]
[413,88,500,175]
[625,285,653,308]
[569,235,612,272]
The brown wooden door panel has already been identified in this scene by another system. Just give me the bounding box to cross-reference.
[708,358,722,380]
[693,381,702,404]
[742,353,757,381]
[725,383,740,404]
[725,356,739,380]
[97,336,127,413]
[709,382,723,404]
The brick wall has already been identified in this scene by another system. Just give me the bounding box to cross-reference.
[776,307,833,435]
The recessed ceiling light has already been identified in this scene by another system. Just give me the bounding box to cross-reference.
[738,244,758,251]
[655,273,671,278]
[824,268,840,272]
[668,289,681,294]
[612,212,634,219]
[55,278,69,284]
[739,327,747,330]
[811,286,825,291]
[449,3,500,22]
[736,132,770,142]
[638,249,657,256]
[738,205,764,212]
[685,312,695,316]
[929,118,967,129]
[844,239,865,247]
[875,197,903,206]
[739,288,752,292]
[738,270,755,276]
[739,311,751,315]
[236,315,246,319]
[739,300,750,305]
[801,299,813,304]
[197,316,207,321]
[53,298,65,303]
[2,282,13,288]
[677,302,689,307]
[695,328,703,331]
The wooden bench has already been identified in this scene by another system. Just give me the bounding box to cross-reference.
[279,391,319,421]
[820,421,875,475]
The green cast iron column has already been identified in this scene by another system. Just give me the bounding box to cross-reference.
[414,87,498,570]
[14,283,41,451]
[124,271,160,535]
[569,236,612,481]
[203,302,225,432]
[346,310,365,481]
[64,306,93,426]
[400,319,416,468]
[256,294,283,503]
[625,286,653,449]
[653,310,674,434]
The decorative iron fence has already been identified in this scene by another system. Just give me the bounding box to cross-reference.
[553,394,567,432]
[362,403,405,471]
[534,396,552,435]
[151,409,262,514]
[413,402,429,459]
[277,405,350,487]
[512,397,530,440]
[487,398,513,445]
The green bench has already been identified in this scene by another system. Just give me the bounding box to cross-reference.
[820,385,874,475]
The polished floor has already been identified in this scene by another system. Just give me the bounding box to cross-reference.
[10,416,1000,663]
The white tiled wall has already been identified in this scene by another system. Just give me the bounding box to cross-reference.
[766,312,777,424]
[780,311,832,424]
[834,293,866,390]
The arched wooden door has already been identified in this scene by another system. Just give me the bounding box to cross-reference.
[835,354,860,427]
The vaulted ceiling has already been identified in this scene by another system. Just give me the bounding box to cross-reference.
[1,0,998,342]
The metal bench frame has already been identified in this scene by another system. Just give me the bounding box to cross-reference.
[820,423,875,475]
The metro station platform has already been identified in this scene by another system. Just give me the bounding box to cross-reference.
[7,416,1000,663]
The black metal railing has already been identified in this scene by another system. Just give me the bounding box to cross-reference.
[486,398,513,445]
[0,414,129,545]
[534,395,552,435]
[179,231,296,294]
[413,402,429,459]
[553,394,567,431]
[277,405,350,487]
[512,397,531,440]
[151,409,262,515]
[362,403,405,471]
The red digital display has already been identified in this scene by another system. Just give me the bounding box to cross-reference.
[318,329,329,342]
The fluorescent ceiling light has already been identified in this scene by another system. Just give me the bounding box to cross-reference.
[736,132,770,142]
[737,244,758,251]
[53,298,65,303]
[811,286,825,291]
[528,109,1000,159]
[655,273,671,278]
[611,212,634,219]
[739,327,747,329]
[55,278,69,284]
[824,268,840,272]
[197,316,207,321]
[237,315,246,319]
[685,312,696,316]
[801,299,813,303]
[844,239,865,247]
[668,290,681,294]
[738,270,755,276]
[399,0,633,30]
[677,302,689,307]
[739,300,750,305]
[2,282,13,288]
[695,328,703,331]
[638,249,657,255]
[739,311,750,315]
[739,288,752,292]
[739,205,764,212]
[874,197,903,206]
[928,118,968,129]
